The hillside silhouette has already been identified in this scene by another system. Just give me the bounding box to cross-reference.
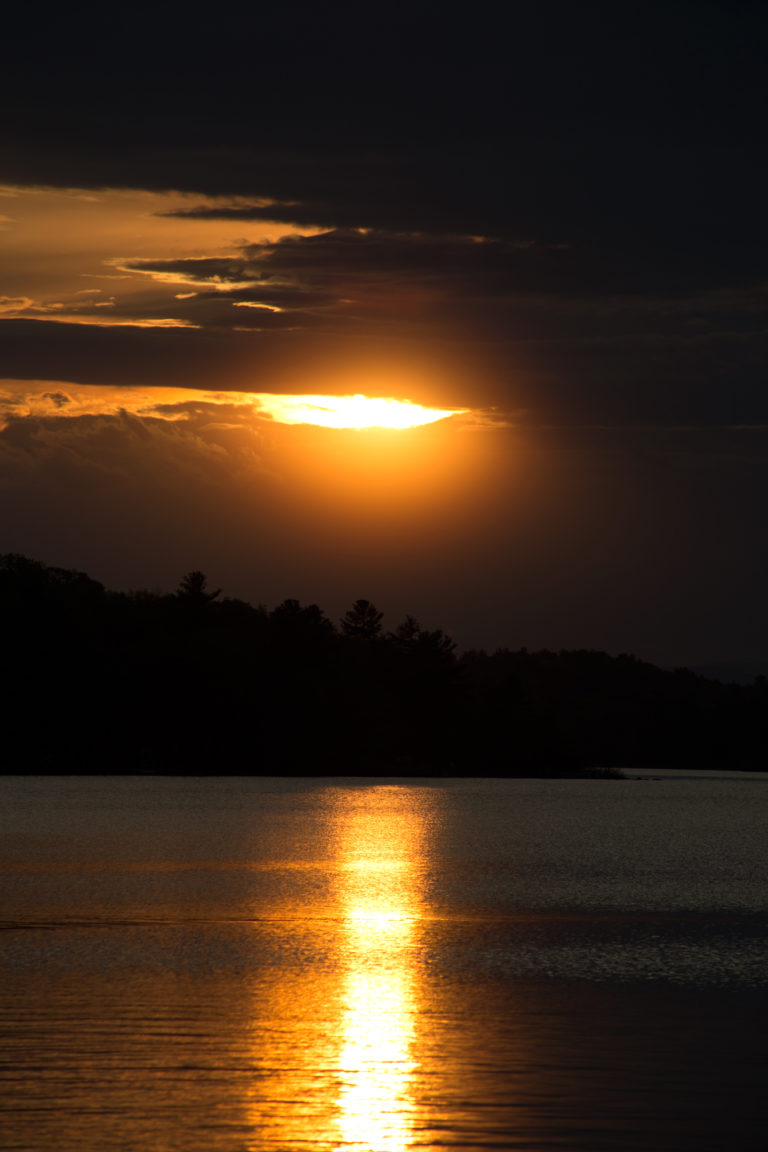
[1,554,765,775]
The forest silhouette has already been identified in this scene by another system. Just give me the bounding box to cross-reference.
[1,553,765,776]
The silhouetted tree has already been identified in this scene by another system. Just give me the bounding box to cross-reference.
[176,571,220,603]
[390,615,456,664]
[271,598,334,635]
[340,598,383,640]
[390,614,421,648]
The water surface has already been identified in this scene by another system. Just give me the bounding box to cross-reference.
[1,774,767,1150]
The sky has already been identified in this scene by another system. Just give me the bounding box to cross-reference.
[2,1,768,669]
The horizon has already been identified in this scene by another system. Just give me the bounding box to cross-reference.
[4,548,766,683]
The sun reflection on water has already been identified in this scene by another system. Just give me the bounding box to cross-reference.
[333,790,426,1151]
[241,786,432,1150]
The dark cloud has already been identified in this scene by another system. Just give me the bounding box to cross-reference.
[55,295,328,334]
[3,1,767,283]
[126,225,768,302]
[120,257,256,285]
[104,232,768,425]
[2,305,767,428]
[121,230,768,340]
[3,1,767,422]
[0,413,228,521]
[0,319,309,392]
[41,391,71,408]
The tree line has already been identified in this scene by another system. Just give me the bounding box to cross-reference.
[1,553,765,775]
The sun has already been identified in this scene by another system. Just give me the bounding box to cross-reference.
[250,393,466,430]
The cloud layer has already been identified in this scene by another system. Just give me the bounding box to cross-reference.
[2,184,768,428]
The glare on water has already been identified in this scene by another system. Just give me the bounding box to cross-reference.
[333,792,424,1151]
[237,786,430,1151]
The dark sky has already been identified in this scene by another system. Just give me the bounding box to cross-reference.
[2,1,768,669]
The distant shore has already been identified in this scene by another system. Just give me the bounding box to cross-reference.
[3,553,766,777]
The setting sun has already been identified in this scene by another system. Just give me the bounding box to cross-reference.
[251,393,466,430]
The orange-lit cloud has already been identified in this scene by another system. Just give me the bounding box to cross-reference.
[0,382,471,430]
[0,383,489,539]
[0,184,318,332]
[0,380,493,528]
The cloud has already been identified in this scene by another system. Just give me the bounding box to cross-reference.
[41,390,71,408]
[1,3,767,431]
[113,257,259,290]
[0,403,274,526]
[0,296,35,313]
[0,291,194,328]
[115,232,768,357]
[0,318,303,392]
[0,400,290,607]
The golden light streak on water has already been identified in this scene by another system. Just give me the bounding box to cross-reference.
[238,787,434,1151]
[332,788,426,1151]
[336,966,417,1152]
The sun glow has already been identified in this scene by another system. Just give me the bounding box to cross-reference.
[251,392,466,430]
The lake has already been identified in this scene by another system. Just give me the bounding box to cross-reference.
[1,773,767,1151]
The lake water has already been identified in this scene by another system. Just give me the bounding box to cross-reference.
[1,773,767,1151]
